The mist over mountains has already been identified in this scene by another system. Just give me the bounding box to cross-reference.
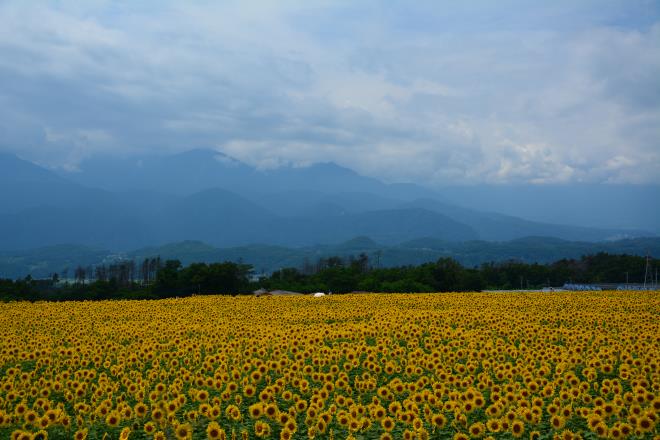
[0,149,657,261]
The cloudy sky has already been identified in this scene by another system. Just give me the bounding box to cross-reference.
[0,1,659,186]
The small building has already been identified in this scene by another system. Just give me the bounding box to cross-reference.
[253,288,270,297]
[270,290,304,296]
[253,289,304,297]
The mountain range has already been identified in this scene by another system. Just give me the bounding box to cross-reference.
[0,149,657,261]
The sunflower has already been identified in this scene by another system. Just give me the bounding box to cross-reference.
[284,417,297,433]
[432,413,447,429]
[486,418,501,433]
[210,405,222,420]
[144,421,156,434]
[24,410,38,424]
[207,421,224,440]
[119,427,131,440]
[316,418,327,434]
[550,415,565,430]
[636,415,654,433]
[249,403,263,419]
[254,421,272,438]
[33,430,48,440]
[618,422,632,437]
[151,407,164,422]
[381,416,395,432]
[558,429,576,440]
[609,425,622,439]
[469,422,485,438]
[175,422,193,440]
[134,402,148,417]
[511,420,525,438]
[105,411,121,427]
[166,400,178,414]
[187,410,199,422]
[296,399,308,412]
[373,406,386,420]
[260,403,275,419]
[593,421,608,438]
[279,428,293,440]
[586,414,601,430]
[14,403,27,416]
[13,431,32,440]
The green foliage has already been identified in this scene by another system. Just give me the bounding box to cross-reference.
[0,252,657,301]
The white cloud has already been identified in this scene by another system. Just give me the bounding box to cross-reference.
[0,1,658,185]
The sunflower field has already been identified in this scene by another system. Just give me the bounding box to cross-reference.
[0,291,658,440]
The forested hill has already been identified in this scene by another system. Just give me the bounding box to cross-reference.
[1,236,659,280]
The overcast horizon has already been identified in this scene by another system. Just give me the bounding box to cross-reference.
[1,1,659,187]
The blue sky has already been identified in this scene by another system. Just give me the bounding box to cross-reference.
[0,1,658,185]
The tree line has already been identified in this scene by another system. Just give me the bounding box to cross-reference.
[0,252,657,301]
[57,257,162,286]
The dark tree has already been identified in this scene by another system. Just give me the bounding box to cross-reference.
[74,266,86,286]
[432,258,463,291]
[95,265,108,282]
[141,258,150,285]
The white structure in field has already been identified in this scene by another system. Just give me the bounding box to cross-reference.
[312,292,326,298]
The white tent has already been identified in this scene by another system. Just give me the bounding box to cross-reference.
[312,292,326,298]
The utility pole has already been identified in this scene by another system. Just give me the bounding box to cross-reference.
[643,253,651,290]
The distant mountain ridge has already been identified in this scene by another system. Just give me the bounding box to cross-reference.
[440,184,660,234]
[0,150,654,252]
[0,152,107,215]
[60,148,438,199]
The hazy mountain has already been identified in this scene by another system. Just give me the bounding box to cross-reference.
[0,151,655,252]
[3,236,659,280]
[400,198,648,242]
[0,244,110,279]
[440,184,660,234]
[249,191,403,217]
[0,152,105,214]
[61,148,439,199]
[59,149,257,195]
[152,188,278,246]
[0,202,153,250]
[0,154,479,249]
[59,149,660,234]
[272,208,479,246]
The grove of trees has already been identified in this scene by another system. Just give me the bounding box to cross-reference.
[0,252,657,301]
